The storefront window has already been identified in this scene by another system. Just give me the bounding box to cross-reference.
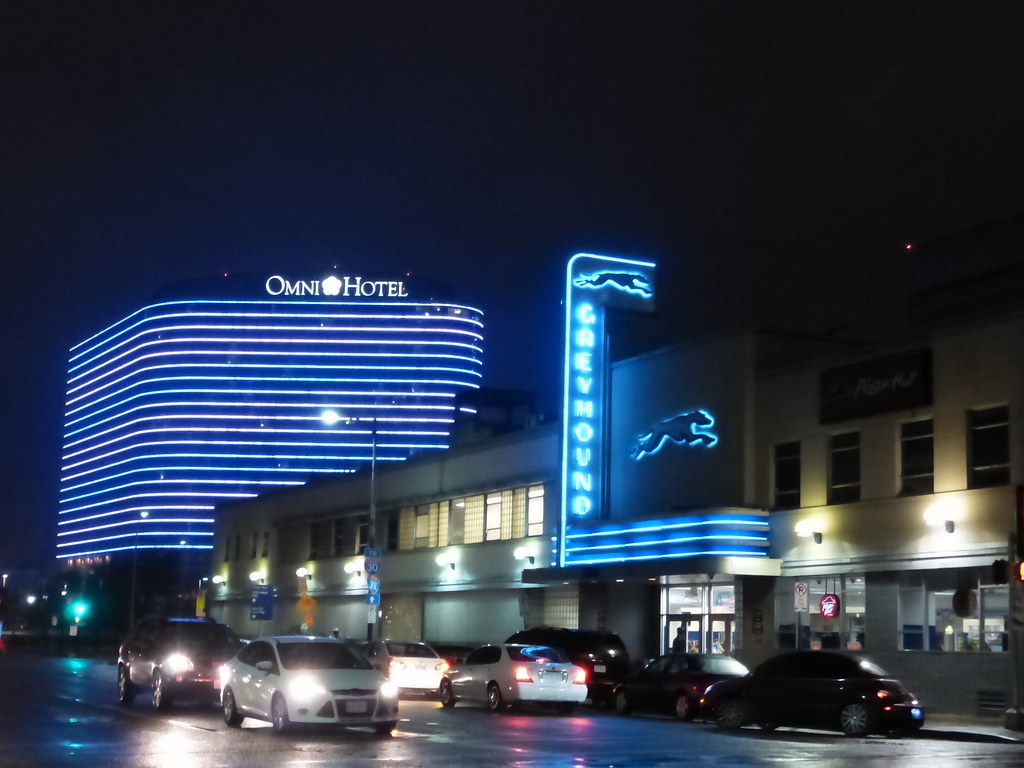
[774,575,865,650]
[898,569,1008,652]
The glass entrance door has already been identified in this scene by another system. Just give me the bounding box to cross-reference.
[665,614,702,653]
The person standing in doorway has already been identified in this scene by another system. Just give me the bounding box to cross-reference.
[671,626,685,652]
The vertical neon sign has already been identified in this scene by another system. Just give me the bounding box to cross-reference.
[560,253,655,567]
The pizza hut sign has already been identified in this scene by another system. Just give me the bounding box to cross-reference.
[820,593,840,620]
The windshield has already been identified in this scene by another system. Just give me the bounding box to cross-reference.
[694,656,749,676]
[278,642,373,670]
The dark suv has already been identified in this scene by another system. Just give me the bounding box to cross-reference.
[118,616,243,709]
[505,627,630,706]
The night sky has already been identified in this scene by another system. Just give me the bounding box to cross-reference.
[3,2,1023,570]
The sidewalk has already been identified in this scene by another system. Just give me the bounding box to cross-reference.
[917,713,1024,744]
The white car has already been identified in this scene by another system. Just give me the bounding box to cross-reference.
[438,644,587,713]
[362,640,449,695]
[220,636,399,734]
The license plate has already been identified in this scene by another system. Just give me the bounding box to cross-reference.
[344,700,368,714]
[594,664,606,673]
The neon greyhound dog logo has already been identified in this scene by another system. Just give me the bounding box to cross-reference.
[630,409,719,460]
[573,271,653,298]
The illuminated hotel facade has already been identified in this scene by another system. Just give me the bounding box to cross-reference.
[58,272,483,562]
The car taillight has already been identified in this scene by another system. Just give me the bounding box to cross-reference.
[573,668,587,685]
[876,689,890,699]
[389,659,406,671]
[514,666,534,683]
[436,660,450,673]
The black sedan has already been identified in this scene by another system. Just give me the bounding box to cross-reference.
[700,650,925,736]
[612,653,749,720]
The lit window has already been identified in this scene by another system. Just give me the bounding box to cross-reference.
[900,419,933,496]
[968,406,1009,489]
[828,432,860,505]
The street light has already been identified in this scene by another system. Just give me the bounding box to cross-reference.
[129,511,150,628]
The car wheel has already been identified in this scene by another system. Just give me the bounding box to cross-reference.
[486,682,505,712]
[715,699,746,729]
[117,665,136,704]
[271,694,291,733]
[222,687,243,727]
[439,679,456,708]
[151,670,172,710]
[614,690,631,715]
[374,720,397,735]
[839,702,873,736]
[674,693,695,721]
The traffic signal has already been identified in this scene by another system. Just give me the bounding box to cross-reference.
[64,598,90,623]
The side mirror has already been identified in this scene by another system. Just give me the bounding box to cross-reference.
[255,660,273,673]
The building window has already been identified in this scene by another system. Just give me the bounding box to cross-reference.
[774,574,865,650]
[355,516,369,554]
[485,493,503,541]
[968,406,1010,489]
[773,442,801,509]
[333,519,346,558]
[223,537,230,563]
[527,485,545,536]
[234,534,241,562]
[898,569,1008,652]
[250,531,258,559]
[261,531,270,558]
[308,525,318,560]
[900,419,934,496]
[462,495,485,544]
[828,431,860,504]
[386,514,399,551]
[414,507,430,548]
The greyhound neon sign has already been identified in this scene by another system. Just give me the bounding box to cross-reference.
[560,253,655,567]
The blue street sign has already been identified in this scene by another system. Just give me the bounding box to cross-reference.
[367,577,381,594]
[250,584,275,620]
[366,594,381,606]
[363,548,382,559]
[365,561,382,575]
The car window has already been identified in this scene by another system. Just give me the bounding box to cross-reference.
[277,642,373,670]
[508,645,568,663]
[237,641,262,666]
[694,656,749,676]
[648,656,671,673]
[465,646,502,665]
[386,642,438,658]
[163,622,242,651]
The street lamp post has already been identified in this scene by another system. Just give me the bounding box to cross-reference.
[367,417,377,642]
[129,511,149,628]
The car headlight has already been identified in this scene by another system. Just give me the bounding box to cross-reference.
[379,681,399,699]
[163,653,194,675]
[287,675,327,703]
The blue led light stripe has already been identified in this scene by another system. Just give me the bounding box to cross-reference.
[59,296,484,558]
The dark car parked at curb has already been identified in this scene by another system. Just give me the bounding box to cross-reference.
[613,652,749,720]
[505,627,629,707]
[700,650,925,736]
[117,616,244,709]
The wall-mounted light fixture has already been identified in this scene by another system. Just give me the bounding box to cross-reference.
[794,519,823,544]
[296,566,313,580]
[924,498,960,534]
[435,551,457,571]
[513,546,536,565]
[344,558,364,576]
[249,571,265,584]
[212,575,225,585]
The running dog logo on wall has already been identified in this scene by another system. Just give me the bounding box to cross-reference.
[573,270,653,298]
[630,409,719,460]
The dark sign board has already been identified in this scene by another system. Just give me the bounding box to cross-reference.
[819,349,932,423]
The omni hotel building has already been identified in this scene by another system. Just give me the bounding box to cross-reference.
[207,253,1024,720]
[58,271,484,568]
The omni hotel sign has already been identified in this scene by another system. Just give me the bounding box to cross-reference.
[266,274,410,298]
[560,253,655,567]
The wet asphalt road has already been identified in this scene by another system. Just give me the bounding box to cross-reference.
[1,649,1022,768]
